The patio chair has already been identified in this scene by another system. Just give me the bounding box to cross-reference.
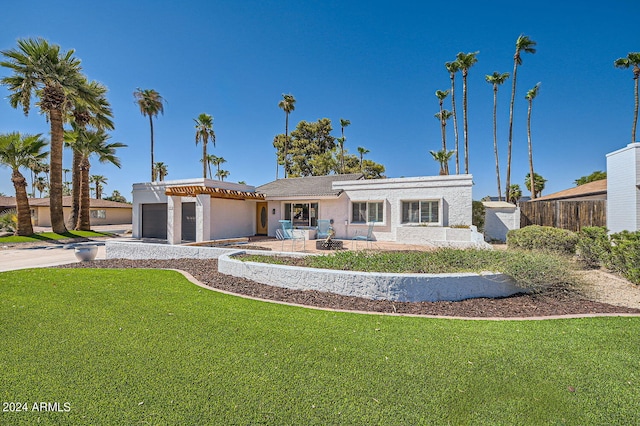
[278,220,305,251]
[352,222,375,249]
[316,219,332,239]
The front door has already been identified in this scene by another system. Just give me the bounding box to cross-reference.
[256,202,268,235]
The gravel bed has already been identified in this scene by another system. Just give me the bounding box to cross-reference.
[57,258,640,318]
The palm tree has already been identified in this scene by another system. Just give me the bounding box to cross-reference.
[524,172,546,198]
[445,61,461,173]
[67,80,114,230]
[508,184,522,204]
[1,38,95,234]
[434,110,453,152]
[27,158,47,197]
[74,130,126,230]
[194,113,215,179]
[614,52,640,142]
[525,83,541,199]
[339,118,351,173]
[435,90,450,150]
[216,169,230,181]
[430,149,454,175]
[90,174,107,199]
[200,154,218,179]
[278,93,296,178]
[134,88,165,181]
[212,156,227,178]
[485,71,510,201]
[357,146,369,172]
[153,162,168,181]
[455,52,478,174]
[506,34,537,200]
[35,176,48,197]
[0,132,48,236]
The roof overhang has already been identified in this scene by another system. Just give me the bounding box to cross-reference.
[165,185,265,200]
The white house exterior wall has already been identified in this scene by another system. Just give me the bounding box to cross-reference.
[210,198,256,240]
[607,143,640,233]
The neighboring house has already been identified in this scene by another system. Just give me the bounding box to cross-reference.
[533,179,607,202]
[0,196,132,227]
[132,174,485,247]
[607,142,640,233]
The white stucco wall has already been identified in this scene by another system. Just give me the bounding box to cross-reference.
[210,198,257,240]
[483,203,520,242]
[607,143,640,233]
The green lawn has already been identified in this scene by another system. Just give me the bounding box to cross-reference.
[1,268,638,425]
[0,230,110,243]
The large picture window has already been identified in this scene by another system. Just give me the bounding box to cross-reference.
[352,202,383,223]
[283,203,318,227]
[90,209,107,219]
[402,200,439,224]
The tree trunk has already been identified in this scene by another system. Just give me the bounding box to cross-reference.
[633,72,638,142]
[202,140,207,179]
[77,158,92,231]
[493,85,502,201]
[506,57,519,200]
[284,113,289,178]
[462,71,469,174]
[49,108,67,234]
[12,170,34,236]
[450,74,460,174]
[149,115,155,181]
[439,102,446,151]
[527,99,536,199]
[67,149,81,229]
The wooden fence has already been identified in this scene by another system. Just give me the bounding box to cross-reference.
[520,200,606,232]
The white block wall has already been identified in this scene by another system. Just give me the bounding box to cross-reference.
[484,206,520,242]
[607,143,640,233]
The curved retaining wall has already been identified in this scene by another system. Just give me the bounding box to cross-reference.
[218,253,527,303]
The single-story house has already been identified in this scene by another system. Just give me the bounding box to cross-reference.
[533,179,607,202]
[0,196,132,227]
[132,174,486,247]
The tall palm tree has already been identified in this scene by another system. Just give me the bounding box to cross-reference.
[27,158,47,197]
[524,173,546,198]
[35,176,48,197]
[153,162,169,181]
[134,88,165,181]
[357,146,369,172]
[435,90,450,151]
[200,154,218,179]
[216,169,230,181]
[0,132,48,236]
[339,118,351,173]
[506,34,537,200]
[614,52,640,142]
[485,71,510,201]
[508,184,522,204]
[435,110,453,152]
[1,37,95,234]
[456,51,479,174]
[194,113,215,179]
[445,61,461,173]
[90,174,107,199]
[525,83,541,199]
[278,93,296,178]
[67,80,114,230]
[74,130,126,230]
[212,156,227,178]
[430,149,455,175]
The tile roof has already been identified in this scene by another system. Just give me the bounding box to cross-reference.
[533,179,607,201]
[257,174,364,198]
[0,196,131,209]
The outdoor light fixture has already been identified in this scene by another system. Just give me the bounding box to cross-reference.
[272,209,276,215]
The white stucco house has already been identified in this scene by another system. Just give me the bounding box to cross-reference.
[607,142,640,233]
[132,173,485,247]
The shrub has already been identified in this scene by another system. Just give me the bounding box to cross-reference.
[507,225,578,254]
[576,226,611,268]
[607,231,640,284]
[0,209,17,234]
[472,200,485,232]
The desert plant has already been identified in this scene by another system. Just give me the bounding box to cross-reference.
[507,225,578,255]
[607,230,640,284]
[0,209,18,234]
[576,226,611,269]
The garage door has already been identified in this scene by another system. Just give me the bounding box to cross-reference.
[142,203,167,239]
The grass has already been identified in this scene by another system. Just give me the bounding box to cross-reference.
[0,230,111,243]
[241,249,578,292]
[1,268,639,424]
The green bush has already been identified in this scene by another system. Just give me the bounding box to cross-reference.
[576,226,611,268]
[608,231,640,284]
[472,200,485,232]
[506,225,578,254]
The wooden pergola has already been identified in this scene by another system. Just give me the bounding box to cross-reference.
[165,185,265,201]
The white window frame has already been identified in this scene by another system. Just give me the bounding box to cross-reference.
[400,199,442,225]
[351,201,384,224]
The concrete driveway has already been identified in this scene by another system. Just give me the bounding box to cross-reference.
[0,242,107,272]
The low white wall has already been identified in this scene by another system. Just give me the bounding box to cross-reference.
[395,226,491,248]
[218,253,526,302]
[106,240,243,260]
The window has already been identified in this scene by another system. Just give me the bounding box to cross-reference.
[402,200,439,224]
[90,209,106,219]
[352,202,383,223]
[283,203,318,227]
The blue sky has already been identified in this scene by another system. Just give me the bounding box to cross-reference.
[0,0,638,201]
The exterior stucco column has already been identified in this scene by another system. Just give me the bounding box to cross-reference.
[196,194,211,242]
[167,196,182,245]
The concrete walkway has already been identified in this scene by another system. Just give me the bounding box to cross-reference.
[0,243,107,272]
